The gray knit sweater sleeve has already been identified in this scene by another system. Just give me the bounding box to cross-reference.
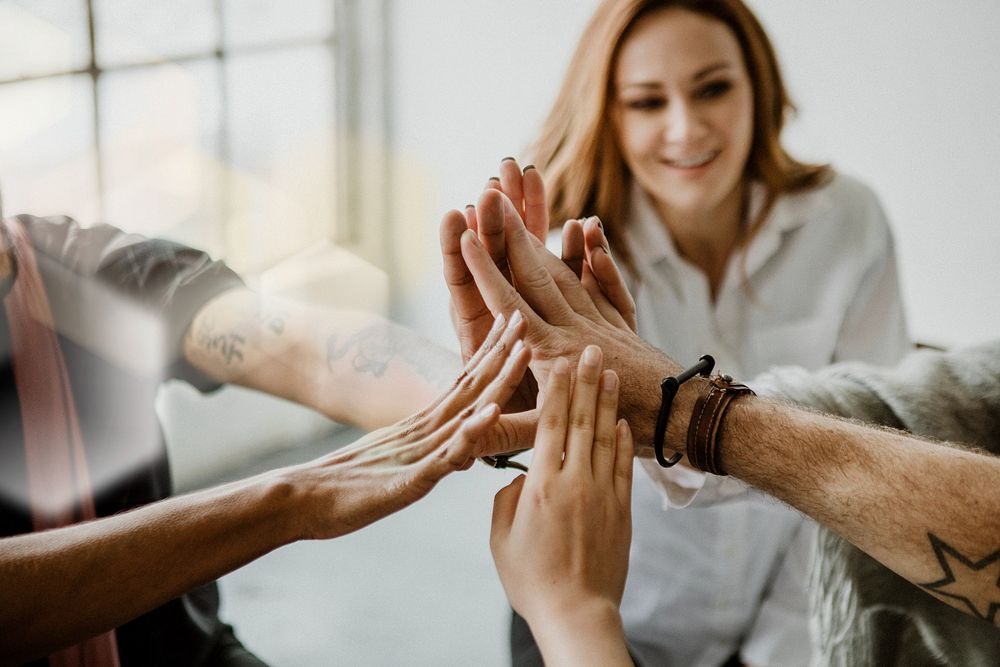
[750,340,1000,666]
[753,339,1000,451]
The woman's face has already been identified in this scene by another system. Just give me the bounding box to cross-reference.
[612,7,754,219]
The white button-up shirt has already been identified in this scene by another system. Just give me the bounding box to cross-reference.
[615,173,910,667]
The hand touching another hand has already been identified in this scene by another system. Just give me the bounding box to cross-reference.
[440,160,638,456]
[290,311,531,540]
[490,346,634,667]
[458,189,679,452]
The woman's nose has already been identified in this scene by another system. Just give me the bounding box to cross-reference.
[663,101,706,144]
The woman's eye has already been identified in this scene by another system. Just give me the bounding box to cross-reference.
[625,97,665,111]
[696,80,732,100]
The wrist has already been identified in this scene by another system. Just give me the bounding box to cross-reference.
[526,598,629,666]
[617,338,681,453]
[250,468,311,545]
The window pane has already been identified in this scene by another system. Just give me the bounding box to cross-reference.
[99,59,224,256]
[0,74,100,223]
[0,0,90,80]
[224,45,336,272]
[93,0,217,68]
[223,0,334,49]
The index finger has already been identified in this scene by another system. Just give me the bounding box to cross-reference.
[460,228,544,334]
[499,157,525,222]
[490,191,577,325]
[441,210,492,357]
[522,165,550,242]
[476,189,512,284]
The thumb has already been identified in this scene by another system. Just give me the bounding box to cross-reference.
[483,410,538,456]
[491,474,526,541]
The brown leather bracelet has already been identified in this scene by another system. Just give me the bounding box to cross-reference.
[685,374,755,476]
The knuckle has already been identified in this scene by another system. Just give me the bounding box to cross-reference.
[519,265,554,292]
[593,432,616,451]
[570,411,595,431]
[540,412,566,432]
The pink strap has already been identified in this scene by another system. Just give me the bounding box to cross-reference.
[3,218,121,666]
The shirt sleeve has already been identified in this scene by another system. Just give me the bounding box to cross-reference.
[740,521,818,667]
[23,215,244,390]
[830,186,911,366]
[753,340,1000,452]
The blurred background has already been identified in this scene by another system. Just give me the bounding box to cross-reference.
[2,0,999,664]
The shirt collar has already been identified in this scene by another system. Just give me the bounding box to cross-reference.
[625,179,835,280]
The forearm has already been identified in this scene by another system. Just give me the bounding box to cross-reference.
[710,395,1000,624]
[527,601,633,667]
[0,471,299,662]
[184,289,460,430]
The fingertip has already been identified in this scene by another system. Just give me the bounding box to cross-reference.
[617,418,633,447]
[441,208,466,227]
[554,356,569,375]
[601,369,619,393]
[460,228,482,248]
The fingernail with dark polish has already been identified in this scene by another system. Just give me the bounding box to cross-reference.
[522,164,536,173]
[466,204,475,209]
[489,176,500,182]
[501,156,516,163]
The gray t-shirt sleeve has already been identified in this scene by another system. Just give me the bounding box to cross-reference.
[21,214,244,391]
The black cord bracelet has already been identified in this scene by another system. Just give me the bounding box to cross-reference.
[653,354,715,467]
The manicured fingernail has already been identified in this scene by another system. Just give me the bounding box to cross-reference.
[554,357,569,374]
[602,370,618,392]
[582,345,601,367]
[511,339,524,355]
[501,156,516,163]
[522,164,536,173]
[493,311,506,330]
[466,204,475,210]
[489,176,500,182]
[617,418,630,439]
[510,309,523,326]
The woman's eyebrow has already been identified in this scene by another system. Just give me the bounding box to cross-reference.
[692,61,735,81]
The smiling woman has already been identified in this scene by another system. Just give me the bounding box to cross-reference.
[517,1,913,666]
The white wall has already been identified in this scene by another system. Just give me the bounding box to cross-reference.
[389,0,1000,350]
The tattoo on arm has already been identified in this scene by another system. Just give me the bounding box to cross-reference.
[918,532,1000,624]
[326,324,456,389]
[255,309,285,336]
[198,331,246,365]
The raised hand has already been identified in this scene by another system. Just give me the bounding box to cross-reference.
[293,311,531,540]
[490,346,634,667]
[444,158,550,367]
[459,188,680,453]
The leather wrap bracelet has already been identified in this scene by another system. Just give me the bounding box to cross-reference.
[685,374,755,476]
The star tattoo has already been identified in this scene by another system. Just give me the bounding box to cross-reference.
[918,532,1000,623]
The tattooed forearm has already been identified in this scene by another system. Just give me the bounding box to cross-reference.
[254,306,286,336]
[190,311,246,366]
[918,532,1000,624]
[198,330,246,365]
[327,323,457,389]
